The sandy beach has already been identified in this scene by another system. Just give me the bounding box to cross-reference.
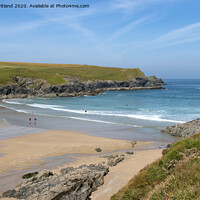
[0,129,134,174]
[0,105,166,199]
[0,119,163,199]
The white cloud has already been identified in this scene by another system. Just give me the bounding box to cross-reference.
[65,22,98,41]
[0,22,41,37]
[150,22,200,47]
[0,0,183,46]
[108,15,153,41]
[0,9,97,40]
[111,0,178,13]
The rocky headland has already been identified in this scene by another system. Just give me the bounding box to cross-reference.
[161,118,200,137]
[0,76,165,99]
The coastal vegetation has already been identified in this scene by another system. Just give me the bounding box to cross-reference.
[0,61,164,99]
[0,61,145,85]
[111,132,200,200]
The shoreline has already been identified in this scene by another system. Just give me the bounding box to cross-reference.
[0,105,178,143]
[0,86,164,100]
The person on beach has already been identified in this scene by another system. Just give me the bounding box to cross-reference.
[34,117,37,125]
[29,118,31,125]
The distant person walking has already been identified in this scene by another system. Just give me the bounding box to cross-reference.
[29,118,31,125]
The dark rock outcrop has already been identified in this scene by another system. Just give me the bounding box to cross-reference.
[1,152,129,199]
[106,154,125,167]
[126,151,134,155]
[95,147,102,152]
[1,163,109,200]
[0,75,165,99]
[161,118,200,137]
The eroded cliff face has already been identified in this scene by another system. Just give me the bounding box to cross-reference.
[0,76,165,99]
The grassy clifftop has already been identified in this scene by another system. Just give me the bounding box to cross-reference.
[0,62,145,85]
[111,132,200,200]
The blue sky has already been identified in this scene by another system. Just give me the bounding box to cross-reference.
[0,0,200,78]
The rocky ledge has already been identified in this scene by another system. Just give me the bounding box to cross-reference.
[0,76,165,99]
[2,163,109,200]
[161,118,200,137]
[1,154,128,200]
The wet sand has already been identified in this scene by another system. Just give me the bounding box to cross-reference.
[0,106,178,144]
[0,130,136,174]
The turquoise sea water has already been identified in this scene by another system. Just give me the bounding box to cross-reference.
[0,79,200,142]
[1,79,200,127]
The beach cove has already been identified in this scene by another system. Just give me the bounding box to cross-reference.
[0,115,163,199]
[1,79,200,199]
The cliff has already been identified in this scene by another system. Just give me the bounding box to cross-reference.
[0,62,165,99]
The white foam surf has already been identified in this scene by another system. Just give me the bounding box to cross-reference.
[48,107,185,123]
[0,104,140,127]
[69,116,140,127]
[2,99,23,105]
[27,103,63,109]
[30,113,140,127]
[1,102,185,124]
[0,105,29,114]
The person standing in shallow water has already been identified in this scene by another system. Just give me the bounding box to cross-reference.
[29,118,31,125]
[34,117,37,125]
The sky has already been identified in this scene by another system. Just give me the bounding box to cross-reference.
[0,0,200,78]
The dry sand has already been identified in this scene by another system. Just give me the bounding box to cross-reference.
[0,129,137,174]
[0,129,162,200]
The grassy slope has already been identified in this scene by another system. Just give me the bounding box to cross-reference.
[0,62,145,85]
[111,133,200,200]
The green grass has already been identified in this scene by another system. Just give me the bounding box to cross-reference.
[0,62,145,85]
[111,132,200,200]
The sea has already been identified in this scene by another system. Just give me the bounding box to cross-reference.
[1,79,200,143]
